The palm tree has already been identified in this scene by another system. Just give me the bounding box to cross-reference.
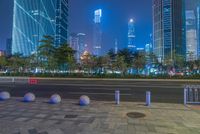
[37,35,57,71]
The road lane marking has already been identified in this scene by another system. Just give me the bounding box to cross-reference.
[80,87,131,90]
[37,83,183,88]
[68,92,132,96]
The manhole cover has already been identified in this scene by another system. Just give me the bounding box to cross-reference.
[64,115,78,118]
[126,112,145,118]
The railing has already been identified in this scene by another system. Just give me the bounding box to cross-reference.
[184,85,200,105]
[0,77,29,84]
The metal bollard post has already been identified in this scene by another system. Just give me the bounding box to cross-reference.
[146,91,151,106]
[184,88,187,105]
[12,77,15,83]
[115,90,120,105]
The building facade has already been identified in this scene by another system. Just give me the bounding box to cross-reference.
[6,38,12,57]
[69,33,87,62]
[186,10,198,61]
[128,19,136,51]
[153,0,186,63]
[93,9,102,56]
[185,0,200,60]
[12,0,68,56]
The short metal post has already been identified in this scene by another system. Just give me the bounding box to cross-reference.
[12,77,15,83]
[146,91,151,106]
[184,88,187,105]
[115,90,120,105]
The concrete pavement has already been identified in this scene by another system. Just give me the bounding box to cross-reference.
[0,98,200,134]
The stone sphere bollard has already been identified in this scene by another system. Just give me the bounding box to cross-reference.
[79,95,90,106]
[0,91,10,100]
[49,94,61,104]
[23,93,35,102]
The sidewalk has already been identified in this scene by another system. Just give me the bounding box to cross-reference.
[0,98,200,134]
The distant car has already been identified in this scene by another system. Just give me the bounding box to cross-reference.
[175,72,184,76]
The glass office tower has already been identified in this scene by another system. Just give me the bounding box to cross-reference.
[93,9,102,56]
[128,19,136,52]
[185,0,200,59]
[186,10,198,61]
[153,0,186,63]
[12,0,68,56]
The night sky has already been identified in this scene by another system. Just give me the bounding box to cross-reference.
[0,0,152,54]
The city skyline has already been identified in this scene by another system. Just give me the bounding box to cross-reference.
[0,0,152,54]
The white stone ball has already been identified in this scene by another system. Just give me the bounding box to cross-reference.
[0,91,10,100]
[79,95,90,106]
[49,94,61,104]
[23,93,35,102]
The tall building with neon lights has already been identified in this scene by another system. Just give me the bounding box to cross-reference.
[128,19,136,51]
[153,0,186,63]
[12,0,68,56]
[93,9,102,56]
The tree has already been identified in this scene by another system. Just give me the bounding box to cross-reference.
[133,52,146,74]
[0,56,8,70]
[113,55,127,76]
[54,43,76,72]
[8,53,25,73]
[37,35,57,71]
[118,48,133,67]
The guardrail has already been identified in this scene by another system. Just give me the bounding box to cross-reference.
[0,77,33,84]
[184,85,200,105]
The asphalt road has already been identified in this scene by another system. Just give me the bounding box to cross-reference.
[0,77,199,104]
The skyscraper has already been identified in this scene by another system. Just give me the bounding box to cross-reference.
[93,9,102,56]
[153,0,186,63]
[186,10,198,61]
[114,39,118,54]
[128,19,136,51]
[6,38,12,57]
[185,0,200,59]
[69,33,86,62]
[77,33,86,62]
[12,0,68,56]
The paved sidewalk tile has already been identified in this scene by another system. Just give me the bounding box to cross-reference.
[0,98,199,134]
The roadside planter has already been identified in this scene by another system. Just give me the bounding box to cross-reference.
[0,91,10,100]
[49,94,61,104]
[79,95,90,106]
[23,93,35,102]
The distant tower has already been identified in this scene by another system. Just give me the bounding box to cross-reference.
[77,33,86,63]
[6,38,12,57]
[114,39,118,54]
[128,19,136,51]
[93,9,102,56]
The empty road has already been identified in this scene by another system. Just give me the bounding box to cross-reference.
[0,77,199,103]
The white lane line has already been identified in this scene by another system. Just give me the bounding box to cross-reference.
[68,92,132,96]
[80,87,131,90]
[38,83,183,88]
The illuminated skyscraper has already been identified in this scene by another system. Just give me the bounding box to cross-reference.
[186,10,198,61]
[77,33,86,62]
[185,0,200,59]
[114,39,118,54]
[12,0,68,56]
[93,9,102,56]
[153,0,186,63]
[69,33,86,62]
[128,19,136,51]
[6,38,12,57]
